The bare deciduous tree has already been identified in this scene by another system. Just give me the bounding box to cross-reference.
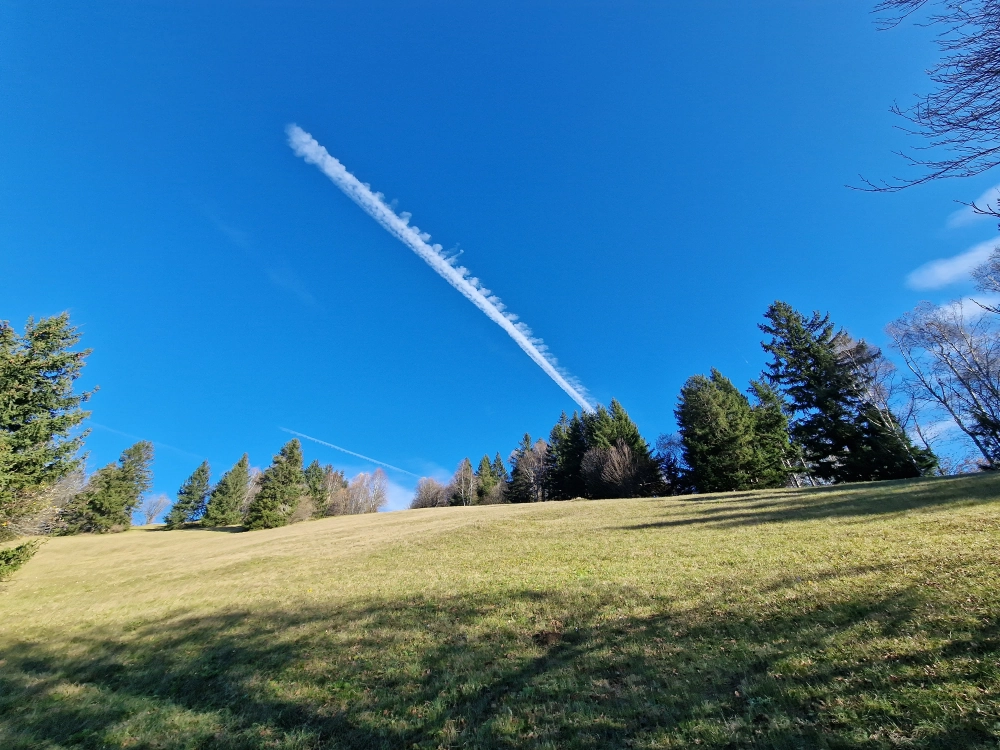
[238,468,263,522]
[887,299,1000,466]
[447,458,477,506]
[345,469,389,514]
[137,493,171,526]
[601,441,641,498]
[7,470,85,536]
[866,0,1000,202]
[410,477,450,509]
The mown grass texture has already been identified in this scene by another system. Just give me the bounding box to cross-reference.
[1,473,999,748]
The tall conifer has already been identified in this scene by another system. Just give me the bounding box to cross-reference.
[244,440,305,530]
[760,301,934,482]
[62,441,154,533]
[165,461,211,528]
[202,454,249,527]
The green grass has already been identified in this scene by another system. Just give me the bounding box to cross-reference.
[2,474,1000,748]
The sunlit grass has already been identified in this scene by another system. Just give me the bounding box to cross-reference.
[2,473,999,748]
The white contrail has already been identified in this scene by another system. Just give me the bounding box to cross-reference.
[286,124,595,413]
[280,428,421,478]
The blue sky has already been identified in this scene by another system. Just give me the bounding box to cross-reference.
[3,1,996,511]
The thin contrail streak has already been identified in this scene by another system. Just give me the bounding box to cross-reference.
[280,428,420,478]
[286,124,595,413]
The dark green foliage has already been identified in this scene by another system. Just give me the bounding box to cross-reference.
[244,440,304,531]
[491,453,509,485]
[761,301,935,483]
[0,314,94,537]
[303,460,326,506]
[676,370,758,493]
[654,434,695,495]
[676,370,793,493]
[202,454,250,527]
[545,412,588,499]
[0,539,42,581]
[582,400,661,498]
[747,379,798,488]
[165,461,211,529]
[475,455,497,504]
[62,441,154,534]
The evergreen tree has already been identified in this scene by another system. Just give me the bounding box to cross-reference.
[165,461,211,528]
[244,439,305,530]
[760,301,934,483]
[676,370,761,493]
[580,400,661,498]
[475,455,497,504]
[0,314,94,537]
[748,380,797,488]
[545,412,588,499]
[62,441,154,533]
[491,453,510,485]
[202,454,250,527]
[303,460,326,505]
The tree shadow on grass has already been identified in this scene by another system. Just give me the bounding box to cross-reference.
[626,473,1000,531]
[2,566,999,748]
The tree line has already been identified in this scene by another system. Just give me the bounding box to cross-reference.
[0,314,386,554]
[4,249,1000,551]
[413,262,1000,507]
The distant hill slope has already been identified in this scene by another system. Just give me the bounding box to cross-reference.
[2,474,999,748]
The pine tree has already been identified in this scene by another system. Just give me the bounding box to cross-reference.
[0,314,94,537]
[760,301,933,483]
[62,441,154,533]
[202,454,250,527]
[244,440,305,530]
[165,461,211,528]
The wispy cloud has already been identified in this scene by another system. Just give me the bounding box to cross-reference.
[207,215,319,309]
[89,422,206,461]
[280,427,420,478]
[285,124,595,413]
[906,239,997,290]
[947,183,1000,227]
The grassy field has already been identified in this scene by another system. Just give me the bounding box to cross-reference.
[2,474,1000,749]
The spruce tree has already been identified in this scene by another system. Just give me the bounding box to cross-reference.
[545,412,588,499]
[475,455,497,504]
[676,370,760,493]
[0,314,94,537]
[62,441,154,533]
[747,380,796,487]
[303,460,326,505]
[760,301,933,483]
[244,439,305,530]
[165,461,211,529]
[202,454,249,527]
[491,453,510,484]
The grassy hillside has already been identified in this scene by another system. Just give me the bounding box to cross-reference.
[2,474,999,749]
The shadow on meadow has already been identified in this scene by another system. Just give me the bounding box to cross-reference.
[626,473,1000,531]
[2,567,998,748]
